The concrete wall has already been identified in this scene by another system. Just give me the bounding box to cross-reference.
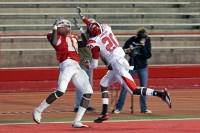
[0,65,200,92]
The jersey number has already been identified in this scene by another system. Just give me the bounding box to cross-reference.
[66,37,78,53]
[102,33,118,52]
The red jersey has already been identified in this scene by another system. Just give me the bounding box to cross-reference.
[47,33,80,63]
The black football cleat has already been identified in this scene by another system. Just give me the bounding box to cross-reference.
[94,113,109,123]
[162,88,172,108]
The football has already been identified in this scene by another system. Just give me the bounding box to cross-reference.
[57,27,68,35]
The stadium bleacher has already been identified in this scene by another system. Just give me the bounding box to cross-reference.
[0,0,199,33]
[0,0,200,67]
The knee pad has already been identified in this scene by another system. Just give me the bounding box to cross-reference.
[54,91,64,98]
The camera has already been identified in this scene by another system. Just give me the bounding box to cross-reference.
[125,42,142,56]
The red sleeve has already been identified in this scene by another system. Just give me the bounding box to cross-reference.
[83,18,91,26]
[91,46,100,59]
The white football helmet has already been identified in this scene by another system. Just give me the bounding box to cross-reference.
[56,18,71,28]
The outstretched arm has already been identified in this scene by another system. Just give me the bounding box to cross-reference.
[47,19,59,46]
[76,7,91,26]
[73,18,88,48]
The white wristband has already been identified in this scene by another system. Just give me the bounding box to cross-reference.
[53,25,57,30]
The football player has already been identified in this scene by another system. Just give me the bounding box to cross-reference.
[32,18,92,128]
[76,7,172,123]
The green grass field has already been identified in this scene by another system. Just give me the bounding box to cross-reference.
[1,114,200,124]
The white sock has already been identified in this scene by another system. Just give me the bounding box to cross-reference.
[74,106,86,123]
[102,98,109,104]
[146,88,154,96]
[36,100,50,113]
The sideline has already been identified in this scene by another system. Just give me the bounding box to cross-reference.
[0,118,200,126]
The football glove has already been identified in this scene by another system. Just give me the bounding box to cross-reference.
[76,7,85,19]
[73,18,83,32]
[52,18,59,30]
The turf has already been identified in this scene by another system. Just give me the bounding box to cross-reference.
[1,114,200,124]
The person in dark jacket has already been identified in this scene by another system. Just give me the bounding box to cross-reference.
[112,27,152,114]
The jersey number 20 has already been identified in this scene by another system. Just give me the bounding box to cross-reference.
[102,33,118,52]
